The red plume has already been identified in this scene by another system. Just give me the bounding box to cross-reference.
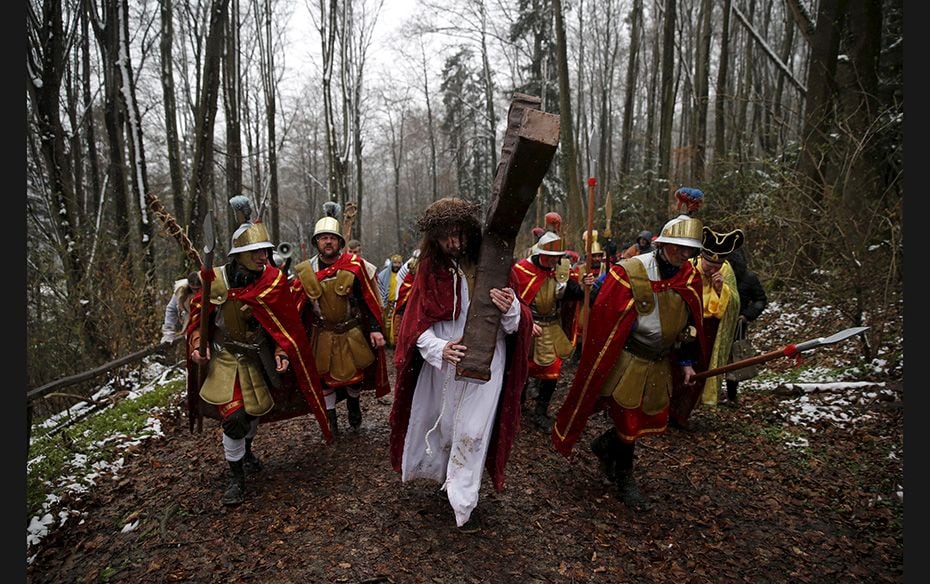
[544,212,562,235]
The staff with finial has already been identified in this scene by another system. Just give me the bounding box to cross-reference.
[582,177,596,347]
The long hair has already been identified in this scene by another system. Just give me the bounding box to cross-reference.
[416,197,482,268]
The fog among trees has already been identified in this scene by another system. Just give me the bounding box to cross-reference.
[27,0,903,388]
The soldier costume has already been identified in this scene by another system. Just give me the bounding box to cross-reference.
[188,197,332,506]
[291,203,390,435]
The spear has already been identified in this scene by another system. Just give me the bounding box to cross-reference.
[192,212,216,432]
[692,326,869,381]
[581,176,597,347]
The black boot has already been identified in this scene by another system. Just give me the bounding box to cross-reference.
[724,380,739,408]
[531,380,556,433]
[222,459,246,506]
[346,396,362,430]
[326,409,339,437]
[614,442,653,511]
[244,438,262,473]
[590,429,617,484]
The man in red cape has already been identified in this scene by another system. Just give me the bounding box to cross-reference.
[551,214,707,511]
[291,202,390,436]
[188,214,332,506]
[512,229,592,432]
[388,197,533,528]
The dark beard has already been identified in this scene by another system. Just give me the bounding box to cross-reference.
[229,259,262,288]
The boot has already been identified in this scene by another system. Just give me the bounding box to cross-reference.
[326,409,339,437]
[222,459,246,506]
[243,438,262,474]
[614,441,653,511]
[531,380,556,433]
[590,429,617,484]
[615,468,653,511]
[346,396,362,430]
[532,401,553,433]
[724,381,739,408]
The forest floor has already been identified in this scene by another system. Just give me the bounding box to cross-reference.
[26,299,904,583]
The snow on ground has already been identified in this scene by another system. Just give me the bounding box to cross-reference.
[26,298,902,559]
[26,359,180,562]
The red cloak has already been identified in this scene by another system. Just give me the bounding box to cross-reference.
[187,264,333,443]
[551,260,706,457]
[292,252,391,397]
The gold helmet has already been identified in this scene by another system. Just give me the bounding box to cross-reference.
[229,222,274,270]
[654,214,703,249]
[582,229,604,255]
[312,201,344,247]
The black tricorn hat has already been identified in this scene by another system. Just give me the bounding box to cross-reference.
[701,227,744,263]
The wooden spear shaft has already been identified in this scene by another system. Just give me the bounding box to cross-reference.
[581,177,597,347]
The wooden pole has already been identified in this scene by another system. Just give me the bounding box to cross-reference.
[581,177,596,347]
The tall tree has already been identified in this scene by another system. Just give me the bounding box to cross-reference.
[712,0,733,174]
[690,0,713,182]
[158,0,187,234]
[618,0,642,180]
[187,0,231,246]
[656,0,677,202]
[552,0,582,247]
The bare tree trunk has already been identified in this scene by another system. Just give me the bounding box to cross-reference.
[159,0,187,233]
[798,0,845,196]
[619,0,642,180]
[732,0,757,162]
[691,0,713,183]
[418,40,438,202]
[255,0,280,239]
[26,0,85,292]
[656,0,677,200]
[225,0,243,215]
[712,0,732,175]
[79,10,103,216]
[188,0,231,245]
[477,1,497,173]
[114,0,156,284]
[89,0,137,266]
[387,107,406,252]
[552,0,582,249]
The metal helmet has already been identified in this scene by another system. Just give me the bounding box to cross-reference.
[229,221,274,256]
[312,201,344,247]
[582,229,603,255]
[654,214,703,249]
[533,231,566,256]
[229,221,275,271]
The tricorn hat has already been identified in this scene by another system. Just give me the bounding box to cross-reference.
[701,227,744,263]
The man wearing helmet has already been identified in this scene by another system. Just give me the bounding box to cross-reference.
[291,202,390,436]
[188,198,332,506]
[512,229,594,432]
[552,214,707,512]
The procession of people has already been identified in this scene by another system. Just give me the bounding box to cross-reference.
[180,189,764,527]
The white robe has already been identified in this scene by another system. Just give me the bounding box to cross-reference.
[400,264,521,527]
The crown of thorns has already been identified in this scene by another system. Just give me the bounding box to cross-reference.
[416,198,481,233]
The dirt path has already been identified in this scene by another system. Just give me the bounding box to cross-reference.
[26,350,903,583]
